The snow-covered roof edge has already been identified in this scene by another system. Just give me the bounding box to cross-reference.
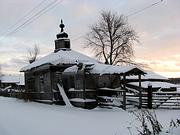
[128,81,177,89]
[0,74,25,85]
[127,70,168,80]
[20,49,99,72]
[63,63,146,76]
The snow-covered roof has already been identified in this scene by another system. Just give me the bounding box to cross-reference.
[1,75,19,83]
[17,74,25,86]
[90,63,144,75]
[127,70,168,80]
[21,48,145,76]
[0,74,25,85]
[128,81,177,89]
[63,63,146,75]
[63,65,79,73]
[20,49,99,72]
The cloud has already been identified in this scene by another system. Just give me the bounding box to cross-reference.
[0,0,180,78]
[155,71,180,78]
[136,58,180,77]
[74,3,96,17]
[10,58,27,65]
[0,36,53,74]
[0,55,27,74]
[175,63,180,67]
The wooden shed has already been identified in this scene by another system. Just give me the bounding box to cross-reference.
[20,20,146,109]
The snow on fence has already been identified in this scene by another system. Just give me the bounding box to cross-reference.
[0,90,61,104]
[97,87,126,110]
[0,86,180,109]
[126,86,180,109]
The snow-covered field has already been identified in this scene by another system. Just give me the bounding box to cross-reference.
[0,97,179,135]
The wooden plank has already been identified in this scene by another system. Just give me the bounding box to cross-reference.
[126,99,139,104]
[138,74,142,109]
[126,94,139,97]
[153,95,178,97]
[156,104,180,106]
[157,107,180,109]
[153,92,180,95]
[98,88,125,92]
[153,98,180,100]
[147,85,153,109]
[123,90,126,110]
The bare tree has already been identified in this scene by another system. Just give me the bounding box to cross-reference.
[86,11,138,65]
[27,44,40,63]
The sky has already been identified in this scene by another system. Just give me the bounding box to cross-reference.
[0,0,180,78]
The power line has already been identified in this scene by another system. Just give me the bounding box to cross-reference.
[16,0,65,34]
[2,0,59,37]
[0,0,163,42]
[0,0,48,36]
[5,0,59,36]
[72,0,164,42]
[127,0,163,17]
[0,0,64,41]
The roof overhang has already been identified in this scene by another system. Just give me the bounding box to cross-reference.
[123,67,146,76]
[63,63,146,76]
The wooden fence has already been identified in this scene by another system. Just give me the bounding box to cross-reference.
[97,87,127,110]
[0,86,180,109]
[0,90,62,104]
[126,86,180,109]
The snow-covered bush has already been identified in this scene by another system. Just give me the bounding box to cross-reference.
[129,109,162,135]
[166,119,180,134]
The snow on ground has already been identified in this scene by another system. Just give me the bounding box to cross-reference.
[0,97,179,135]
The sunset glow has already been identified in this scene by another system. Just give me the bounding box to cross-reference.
[0,0,180,78]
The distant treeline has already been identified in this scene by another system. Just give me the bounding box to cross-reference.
[169,78,180,84]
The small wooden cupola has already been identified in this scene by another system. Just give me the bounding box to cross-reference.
[54,20,70,52]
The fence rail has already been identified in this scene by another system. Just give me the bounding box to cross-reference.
[0,90,62,102]
[0,86,180,109]
[97,87,127,110]
[126,86,180,109]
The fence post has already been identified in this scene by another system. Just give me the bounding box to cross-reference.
[123,75,126,110]
[138,75,142,109]
[139,88,142,109]
[147,84,152,109]
[122,90,126,110]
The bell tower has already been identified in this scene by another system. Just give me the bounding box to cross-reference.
[54,20,70,52]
